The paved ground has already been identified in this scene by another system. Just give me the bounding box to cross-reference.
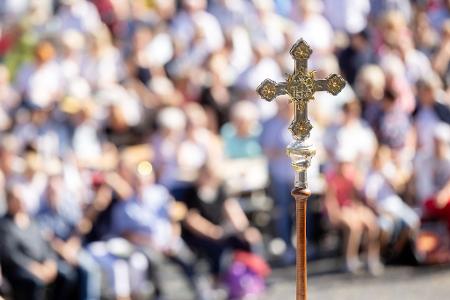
[263,260,450,300]
[161,259,450,300]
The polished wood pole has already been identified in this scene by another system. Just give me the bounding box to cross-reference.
[292,188,311,300]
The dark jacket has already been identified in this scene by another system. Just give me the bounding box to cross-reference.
[412,102,450,124]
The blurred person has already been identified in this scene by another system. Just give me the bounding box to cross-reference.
[377,10,410,51]
[370,0,414,22]
[375,90,417,193]
[131,24,174,81]
[54,0,103,34]
[227,26,254,80]
[37,174,102,300]
[0,64,20,113]
[59,29,86,83]
[325,150,383,275]
[209,0,257,33]
[70,102,103,166]
[393,35,433,85]
[309,54,353,127]
[432,20,450,87]
[178,165,263,282]
[323,100,377,177]
[251,0,291,53]
[90,0,118,33]
[375,89,413,151]
[422,123,450,232]
[413,75,450,157]
[14,106,72,158]
[171,0,224,55]
[260,96,296,263]
[221,100,262,159]
[338,29,376,85]
[200,51,233,131]
[379,54,416,114]
[413,81,450,200]
[122,53,161,110]
[294,0,334,56]
[12,152,48,215]
[354,64,386,128]
[365,146,420,256]
[111,162,208,300]
[82,163,144,299]
[0,185,77,300]
[413,11,439,58]
[97,84,144,147]
[428,0,450,30]
[81,25,123,89]
[15,39,63,109]
[151,107,186,190]
[237,42,282,92]
[173,103,224,207]
[323,0,370,34]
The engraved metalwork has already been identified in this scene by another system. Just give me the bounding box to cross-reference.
[256,38,346,188]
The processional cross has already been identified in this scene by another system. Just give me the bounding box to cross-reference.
[257,39,345,300]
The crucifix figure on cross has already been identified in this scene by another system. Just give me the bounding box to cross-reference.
[256,38,346,300]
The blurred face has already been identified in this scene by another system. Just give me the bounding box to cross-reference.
[7,188,25,215]
[234,116,254,136]
[47,177,62,210]
[337,161,353,177]
[156,0,176,19]
[351,34,367,50]
[35,41,56,64]
[435,138,449,159]
[343,103,360,123]
[184,0,206,12]
[418,85,435,106]
[382,98,394,111]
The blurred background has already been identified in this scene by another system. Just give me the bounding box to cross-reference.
[0,0,449,299]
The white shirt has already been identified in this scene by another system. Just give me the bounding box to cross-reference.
[415,107,440,156]
[296,14,334,54]
[54,0,102,34]
[16,61,63,108]
[323,0,370,34]
[171,10,224,53]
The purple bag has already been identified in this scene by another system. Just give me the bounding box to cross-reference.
[223,261,266,299]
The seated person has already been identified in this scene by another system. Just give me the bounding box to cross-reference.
[364,146,420,254]
[422,123,450,230]
[0,185,77,300]
[83,166,150,299]
[177,165,263,281]
[111,161,207,299]
[221,100,262,159]
[36,175,101,300]
[325,151,383,275]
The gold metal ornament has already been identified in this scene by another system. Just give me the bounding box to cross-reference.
[257,38,345,142]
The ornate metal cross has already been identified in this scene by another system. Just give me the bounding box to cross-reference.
[256,39,345,300]
[257,39,345,141]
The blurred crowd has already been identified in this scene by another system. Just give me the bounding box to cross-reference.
[0,0,450,299]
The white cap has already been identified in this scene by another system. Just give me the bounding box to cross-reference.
[157,107,186,131]
[231,100,259,121]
